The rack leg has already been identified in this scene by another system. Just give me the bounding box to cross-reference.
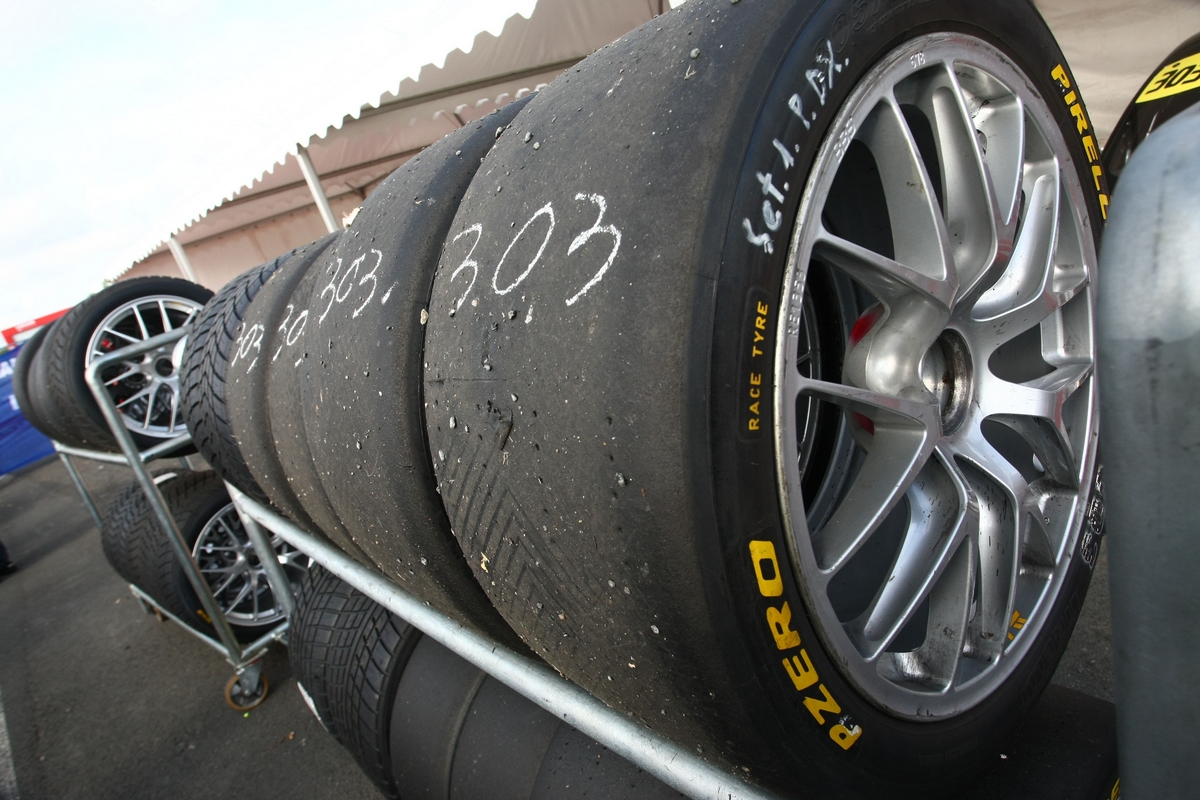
[233,495,296,619]
[59,452,104,532]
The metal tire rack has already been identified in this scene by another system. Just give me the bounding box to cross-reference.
[54,322,772,798]
[225,485,778,800]
[59,325,293,708]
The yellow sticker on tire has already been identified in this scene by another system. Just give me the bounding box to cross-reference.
[1137,53,1200,104]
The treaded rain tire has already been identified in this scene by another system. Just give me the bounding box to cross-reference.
[180,259,288,501]
[289,564,421,799]
[100,470,184,586]
[422,1,1106,795]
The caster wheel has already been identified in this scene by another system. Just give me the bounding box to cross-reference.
[225,672,268,711]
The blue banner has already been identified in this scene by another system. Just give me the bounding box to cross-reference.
[0,343,55,475]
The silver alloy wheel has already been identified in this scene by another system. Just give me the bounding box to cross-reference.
[193,501,312,627]
[86,295,203,439]
[776,34,1098,719]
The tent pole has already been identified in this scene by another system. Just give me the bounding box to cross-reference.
[296,145,339,234]
[166,236,198,283]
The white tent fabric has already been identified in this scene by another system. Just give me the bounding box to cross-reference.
[122,0,668,289]
[120,0,1200,291]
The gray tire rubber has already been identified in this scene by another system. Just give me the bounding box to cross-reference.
[257,259,374,564]
[223,234,338,534]
[298,100,531,639]
[25,319,77,445]
[389,635,687,800]
[12,323,53,436]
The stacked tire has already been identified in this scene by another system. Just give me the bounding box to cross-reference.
[13,277,213,452]
[100,469,310,640]
[180,1,1107,797]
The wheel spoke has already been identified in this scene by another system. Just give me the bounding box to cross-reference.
[882,536,976,690]
[858,96,957,289]
[158,300,173,332]
[208,569,242,598]
[102,327,139,345]
[167,388,180,434]
[848,451,976,659]
[979,362,1094,429]
[102,366,140,386]
[970,168,1060,343]
[115,385,153,410]
[797,375,942,429]
[798,377,940,572]
[278,546,307,569]
[899,62,1000,292]
[814,226,955,308]
[142,383,160,429]
[251,572,262,619]
[225,579,253,612]
[131,306,151,341]
[974,84,1025,231]
[941,431,1027,656]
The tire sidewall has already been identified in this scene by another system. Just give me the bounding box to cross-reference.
[12,323,52,432]
[700,0,1105,791]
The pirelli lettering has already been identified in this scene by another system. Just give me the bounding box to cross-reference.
[1051,64,1109,220]
[749,539,862,750]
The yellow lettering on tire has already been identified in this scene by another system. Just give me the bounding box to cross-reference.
[830,723,862,750]
[749,540,784,596]
[783,650,819,692]
[767,601,801,650]
[803,683,841,725]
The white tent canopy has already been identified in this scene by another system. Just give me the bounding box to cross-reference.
[121,0,668,290]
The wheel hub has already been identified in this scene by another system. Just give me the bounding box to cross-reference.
[920,329,972,436]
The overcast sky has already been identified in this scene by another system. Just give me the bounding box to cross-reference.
[0,0,538,329]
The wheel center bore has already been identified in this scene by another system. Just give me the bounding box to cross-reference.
[920,329,972,435]
[154,356,174,378]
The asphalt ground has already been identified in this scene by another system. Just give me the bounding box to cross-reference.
[0,454,1116,800]
[0,456,379,800]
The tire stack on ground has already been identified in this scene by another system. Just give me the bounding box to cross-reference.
[176,1,1109,797]
[8,273,309,643]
